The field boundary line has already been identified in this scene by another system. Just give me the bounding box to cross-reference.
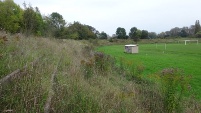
[0,56,42,85]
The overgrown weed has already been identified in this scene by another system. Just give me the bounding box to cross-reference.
[0,33,200,112]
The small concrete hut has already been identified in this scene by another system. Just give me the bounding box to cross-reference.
[125,44,138,53]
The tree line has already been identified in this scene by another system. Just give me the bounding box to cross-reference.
[157,20,201,38]
[0,0,107,39]
[0,0,201,40]
[115,20,201,42]
[115,27,150,43]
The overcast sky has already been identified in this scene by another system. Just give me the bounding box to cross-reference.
[14,0,201,35]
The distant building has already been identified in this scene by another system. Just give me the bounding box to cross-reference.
[125,44,138,53]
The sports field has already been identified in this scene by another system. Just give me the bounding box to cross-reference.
[97,43,201,99]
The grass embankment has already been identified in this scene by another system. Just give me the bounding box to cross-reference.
[0,34,146,112]
[97,43,201,99]
[0,34,68,112]
[0,34,201,112]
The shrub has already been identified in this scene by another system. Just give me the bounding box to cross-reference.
[94,52,111,72]
[81,58,94,79]
[108,38,113,42]
[159,68,190,113]
[89,39,99,46]
[81,52,114,79]
[119,58,145,82]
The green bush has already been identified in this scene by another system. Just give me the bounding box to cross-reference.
[81,52,114,79]
[119,58,145,82]
[159,68,190,113]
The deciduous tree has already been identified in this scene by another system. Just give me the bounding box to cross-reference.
[0,0,23,33]
[194,20,201,34]
[34,7,44,36]
[148,32,157,39]
[22,3,35,36]
[170,27,180,37]
[50,12,66,30]
[180,28,188,37]
[134,30,141,43]
[141,30,148,39]
[99,31,107,39]
[129,27,137,39]
[158,32,166,38]
[49,12,66,37]
[116,27,127,39]
[86,25,99,37]
[22,3,44,36]
[65,22,96,40]
[195,31,201,38]
[189,25,195,36]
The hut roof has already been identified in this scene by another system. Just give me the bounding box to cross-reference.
[125,44,137,47]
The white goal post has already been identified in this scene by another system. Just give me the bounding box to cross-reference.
[184,40,198,45]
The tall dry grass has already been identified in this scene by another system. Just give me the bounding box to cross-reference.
[0,33,200,112]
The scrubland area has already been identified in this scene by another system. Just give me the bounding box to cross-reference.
[0,33,201,113]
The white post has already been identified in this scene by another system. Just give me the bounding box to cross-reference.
[197,40,198,45]
[185,40,187,45]
[165,43,166,50]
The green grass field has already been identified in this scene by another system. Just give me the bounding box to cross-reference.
[97,43,201,99]
[1,35,201,112]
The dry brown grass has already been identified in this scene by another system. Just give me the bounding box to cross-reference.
[0,33,200,112]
